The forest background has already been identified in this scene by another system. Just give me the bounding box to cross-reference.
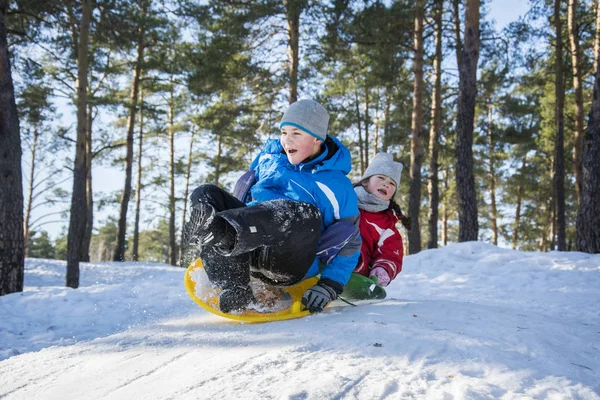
[2,0,600,290]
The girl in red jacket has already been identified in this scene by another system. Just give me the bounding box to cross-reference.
[353,152,410,286]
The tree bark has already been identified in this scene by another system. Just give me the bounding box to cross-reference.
[114,7,146,261]
[409,0,425,254]
[132,87,144,262]
[383,84,391,153]
[427,0,443,249]
[23,124,39,258]
[452,0,463,70]
[80,102,93,261]
[567,0,584,203]
[168,82,177,266]
[180,127,195,263]
[374,91,381,155]
[0,0,25,296]
[354,85,365,175]
[594,0,600,73]
[442,170,449,246]
[66,0,92,289]
[455,0,480,242]
[512,154,527,250]
[214,133,222,185]
[364,87,370,169]
[576,67,600,253]
[286,0,300,104]
[554,0,567,251]
[487,104,498,246]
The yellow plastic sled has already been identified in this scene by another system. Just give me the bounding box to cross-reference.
[184,259,318,323]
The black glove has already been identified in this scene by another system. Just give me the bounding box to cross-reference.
[302,282,337,313]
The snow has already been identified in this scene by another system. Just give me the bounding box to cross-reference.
[1,242,599,399]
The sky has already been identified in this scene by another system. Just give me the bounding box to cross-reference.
[1,242,599,398]
[26,0,533,242]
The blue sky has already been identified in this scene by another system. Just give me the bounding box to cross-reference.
[488,0,531,30]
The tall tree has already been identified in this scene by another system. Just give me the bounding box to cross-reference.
[567,0,584,203]
[427,0,443,249]
[132,86,145,262]
[179,124,196,264]
[0,0,24,296]
[553,0,566,251]
[487,103,498,245]
[512,154,528,249]
[80,103,93,261]
[18,63,61,257]
[408,0,425,254]
[286,0,302,103]
[595,0,600,72]
[455,0,480,241]
[66,0,92,288]
[114,0,149,261]
[576,67,600,253]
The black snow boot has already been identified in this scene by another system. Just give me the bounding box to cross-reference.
[185,203,217,246]
[219,285,255,313]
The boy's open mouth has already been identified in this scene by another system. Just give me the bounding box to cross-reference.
[286,148,297,155]
[378,188,388,196]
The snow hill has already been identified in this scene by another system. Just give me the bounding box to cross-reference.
[1,242,599,399]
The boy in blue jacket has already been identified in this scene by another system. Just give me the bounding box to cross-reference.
[186,99,360,313]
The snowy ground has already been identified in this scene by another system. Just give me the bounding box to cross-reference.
[1,242,599,399]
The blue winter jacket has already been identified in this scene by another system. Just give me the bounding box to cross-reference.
[248,136,360,287]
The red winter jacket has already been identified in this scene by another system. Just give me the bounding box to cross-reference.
[354,208,404,281]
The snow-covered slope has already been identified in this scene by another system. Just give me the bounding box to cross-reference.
[1,243,599,399]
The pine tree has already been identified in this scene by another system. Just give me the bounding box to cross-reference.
[455,0,480,242]
[576,67,600,253]
[0,0,24,296]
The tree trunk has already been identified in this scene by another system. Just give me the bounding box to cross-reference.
[540,205,549,252]
[364,87,370,169]
[0,0,24,296]
[594,0,600,73]
[568,0,584,204]
[180,128,195,263]
[286,0,300,104]
[132,87,144,262]
[442,170,449,246]
[554,0,567,251]
[354,85,365,175]
[576,67,600,253]
[512,154,527,250]
[453,0,463,70]
[66,0,92,289]
[373,91,380,155]
[408,0,425,254]
[383,84,391,153]
[214,134,222,185]
[427,0,443,250]
[168,83,177,266]
[114,10,146,261]
[80,102,93,262]
[24,124,39,258]
[487,104,498,245]
[455,0,480,242]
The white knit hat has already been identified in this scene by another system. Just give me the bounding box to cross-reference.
[361,153,403,192]
[279,99,329,141]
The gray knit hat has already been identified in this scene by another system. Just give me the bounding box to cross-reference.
[361,153,403,192]
[279,99,329,141]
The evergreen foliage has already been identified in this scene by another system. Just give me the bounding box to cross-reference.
[2,0,599,281]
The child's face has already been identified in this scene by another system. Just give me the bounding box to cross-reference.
[363,175,396,201]
[280,126,322,165]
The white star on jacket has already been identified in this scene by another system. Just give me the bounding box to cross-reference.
[365,220,396,253]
